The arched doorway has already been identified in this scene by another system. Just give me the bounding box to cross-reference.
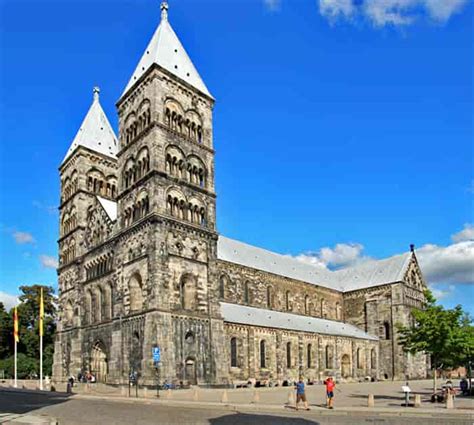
[185,357,197,385]
[91,342,108,383]
[341,354,351,379]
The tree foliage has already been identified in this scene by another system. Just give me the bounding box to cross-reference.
[0,285,57,378]
[397,289,474,372]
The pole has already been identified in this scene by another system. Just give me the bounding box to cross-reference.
[14,339,17,388]
[40,333,43,390]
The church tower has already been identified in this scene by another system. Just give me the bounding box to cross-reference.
[55,87,118,380]
[115,2,226,384]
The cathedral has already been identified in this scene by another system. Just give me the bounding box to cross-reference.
[53,3,429,387]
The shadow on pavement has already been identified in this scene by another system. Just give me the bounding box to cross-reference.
[209,413,320,424]
[0,388,71,415]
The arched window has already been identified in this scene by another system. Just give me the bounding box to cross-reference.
[219,275,226,299]
[266,286,272,308]
[104,283,113,320]
[304,295,309,315]
[384,321,391,340]
[96,287,103,323]
[307,344,312,368]
[230,337,237,368]
[85,290,92,325]
[325,345,334,369]
[181,275,196,310]
[128,273,143,313]
[286,342,292,368]
[371,348,376,369]
[286,290,291,311]
[244,281,250,304]
[260,340,266,368]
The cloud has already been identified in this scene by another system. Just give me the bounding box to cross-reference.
[430,283,456,300]
[293,242,369,269]
[0,291,19,310]
[40,255,58,269]
[33,201,57,215]
[416,241,474,284]
[13,231,35,245]
[263,0,281,12]
[451,223,474,243]
[317,0,469,27]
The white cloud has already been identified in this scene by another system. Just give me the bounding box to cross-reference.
[13,231,34,244]
[416,241,474,284]
[451,223,474,243]
[263,0,281,12]
[430,283,456,300]
[33,201,57,215]
[317,0,468,27]
[293,242,368,269]
[40,255,58,269]
[0,291,19,310]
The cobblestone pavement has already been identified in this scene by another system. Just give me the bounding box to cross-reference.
[0,389,472,425]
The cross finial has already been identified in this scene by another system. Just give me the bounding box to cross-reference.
[161,1,169,21]
[93,86,100,102]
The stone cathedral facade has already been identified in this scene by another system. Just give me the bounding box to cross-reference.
[53,3,429,386]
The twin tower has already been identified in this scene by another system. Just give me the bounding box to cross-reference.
[54,3,227,384]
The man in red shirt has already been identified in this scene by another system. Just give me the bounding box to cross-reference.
[324,376,335,409]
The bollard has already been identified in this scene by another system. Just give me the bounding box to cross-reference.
[252,390,260,404]
[193,387,199,401]
[446,393,454,409]
[166,388,172,399]
[287,391,295,406]
[414,394,421,407]
[367,394,374,407]
[121,385,127,396]
[143,387,148,398]
[221,389,228,403]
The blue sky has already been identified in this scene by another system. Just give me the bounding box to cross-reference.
[0,0,472,313]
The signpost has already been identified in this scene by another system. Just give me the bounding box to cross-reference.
[153,346,161,398]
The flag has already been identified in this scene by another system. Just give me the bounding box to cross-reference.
[13,307,19,343]
[39,287,44,337]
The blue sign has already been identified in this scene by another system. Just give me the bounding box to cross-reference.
[152,346,161,364]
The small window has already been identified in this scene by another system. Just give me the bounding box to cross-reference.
[260,340,266,368]
[384,321,391,340]
[286,342,291,368]
[307,344,312,368]
[230,337,237,368]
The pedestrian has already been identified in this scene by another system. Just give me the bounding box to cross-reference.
[295,376,310,411]
[324,376,336,409]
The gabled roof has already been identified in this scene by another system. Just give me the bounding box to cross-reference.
[62,88,118,164]
[121,3,212,99]
[220,302,378,341]
[217,236,413,293]
[97,196,117,222]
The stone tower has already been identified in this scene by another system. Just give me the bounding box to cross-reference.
[54,88,118,380]
[114,1,226,384]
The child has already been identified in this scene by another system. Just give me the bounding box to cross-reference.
[324,376,335,409]
[295,376,310,411]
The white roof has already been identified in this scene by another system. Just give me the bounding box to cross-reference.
[63,88,118,164]
[220,302,378,341]
[217,236,412,292]
[97,196,117,222]
[121,4,212,99]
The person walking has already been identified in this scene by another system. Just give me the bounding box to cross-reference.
[295,377,310,411]
[324,376,336,409]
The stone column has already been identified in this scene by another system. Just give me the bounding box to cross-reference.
[248,327,256,379]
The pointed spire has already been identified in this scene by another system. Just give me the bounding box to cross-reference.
[62,88,118,164]
[160,1,169,22]
[93,86,100,102]
[120,2,212,100]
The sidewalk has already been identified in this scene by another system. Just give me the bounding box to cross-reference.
[1,385,473,421]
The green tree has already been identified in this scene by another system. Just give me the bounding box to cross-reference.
[397,289,474,393]
[0,285,57,378]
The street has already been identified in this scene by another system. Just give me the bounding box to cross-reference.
[0,389,471,425]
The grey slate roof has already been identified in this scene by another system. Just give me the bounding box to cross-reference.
[220,302,378,341]
[217,236,412,293]
[121,5,212,99]
[62,89,118,164]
